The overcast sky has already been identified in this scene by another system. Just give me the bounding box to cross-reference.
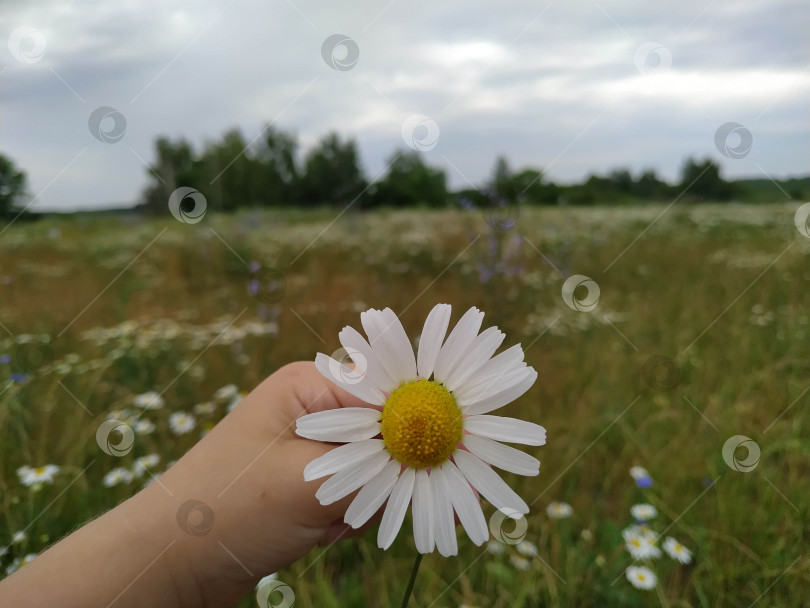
[2,0,808,211]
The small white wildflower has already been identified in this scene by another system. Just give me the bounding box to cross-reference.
[213,384,238,402]
[133,391,164,410]
[169,411,196,435]
[626,565,657,590]
[630,503,657,521]
[103,467,134,487]
[663,536,692,564]
[133,419,155,434]
[132,454,161,478]
[193,401,216,415]
[486,540,505,555]
[516,540,538,557]
[546,502,573,519]
[509,555,530,571]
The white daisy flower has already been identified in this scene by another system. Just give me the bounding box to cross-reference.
[103,467,134,487]
[133,391,164,410]
[486,539,505,555]
[17,464,60,488]
[623,527,662,560]
[0,546,8,557]
[214,384,239,402]
[546,502,573,519]
[169,411,196,435]
[663,536,692,564]
[509,555,531,571]
[133,419,155,434]
[132,454,161,478]
[630,503,657,521]
[193,401,216,415]
[5,553,37,576]
[516,540,539,557]
[626,565,657,590]
[296,305,545,557]
[226,392,246,412]
[12,531,26,544]
[106,408,132,421]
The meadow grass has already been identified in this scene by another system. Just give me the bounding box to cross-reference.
[1,202,807,607]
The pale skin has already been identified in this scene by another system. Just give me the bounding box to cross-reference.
[0,362,377,608]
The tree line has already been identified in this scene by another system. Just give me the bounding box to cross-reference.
[1,125,808,219]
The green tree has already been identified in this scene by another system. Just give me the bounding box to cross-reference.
[298,133,366,207]
[141,137,203,213]
[253,125,300,205]
[0,154,28,219]
[680,157,736,201]
[369,150,447,208]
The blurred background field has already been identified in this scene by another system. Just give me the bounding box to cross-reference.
[1,201,808,607]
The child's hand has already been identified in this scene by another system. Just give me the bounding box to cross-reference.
[0,362,378,608]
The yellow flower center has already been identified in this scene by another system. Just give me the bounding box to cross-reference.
[380,379,463,469]
[34,467,46,475]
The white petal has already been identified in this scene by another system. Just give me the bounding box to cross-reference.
[463,415,546,446]
[361,309,416,386]
[315,450,391,505]
[444,327,505,392]
[430,468,458,557]
[453,450,529,514]
[460,368,538,415]
[433,307,484,383]
[339,326,395,393]
[296,408,381,443]
[463,435,540,476]
[440,461,488,546]
[413,469,435,554]
[315,353,385,405]
[303,439,385,481]
[416,304,451,380]
[456,362,528,406]
[453,344,525,401]
[344,460,401,528]
[378,467,417,550]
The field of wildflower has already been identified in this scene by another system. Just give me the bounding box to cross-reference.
[1,201,808,607]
